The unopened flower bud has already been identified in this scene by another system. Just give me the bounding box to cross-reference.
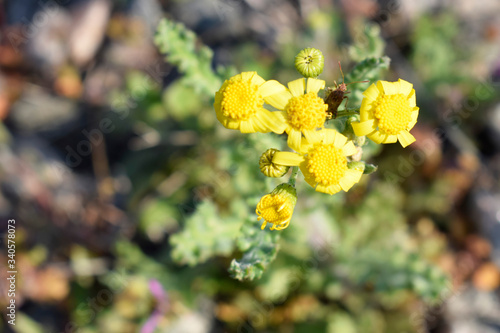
[259,148,290,178]
[294,48,325,78]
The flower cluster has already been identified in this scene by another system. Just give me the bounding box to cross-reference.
[213,48,419,231]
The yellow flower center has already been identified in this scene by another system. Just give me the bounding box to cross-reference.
[307,144,347,186]
[372,93,412,135]
[256,194,293,228]
[285,92,327,130]
[221,79,263,120]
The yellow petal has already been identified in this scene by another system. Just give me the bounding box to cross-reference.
[408,89,416,107]
[352,119,376,136]
[298,139,313,154]
[287,129,302,152]
[274,110,288,123]
[239,119,256,133]
[332,131,347,148]
[255,110,287,134]
[360,98,375,122]
[306,78,325,94]
[265,91,292,110]
[398,79,413,97]
[250,72,265,86]
[362,83,380,101]
[378,80,398,95]
[407,109,419,129]
[316,183,341,195]
[240,72,256,81]
[260,80,287,98]
[397,130,416,148]
[299,162,318,188]
[342,141,357,156]
[385,134,398,143]
[273,152,304,166]
[251,111,273,133]
[339,169,362,191]
[215,108,226,125]
[223,118,240,130]
[367,131,387,144]
[303,129,322,145]
[214,92,223,113]
[230,73,243,82]
[322,128,336,144]
[288,78,305,97]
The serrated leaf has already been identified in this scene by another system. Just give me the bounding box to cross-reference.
[229,223,281,281]
[344,56,391,84]
[348,22,386,61]
[170,201,242,266]
[155,19,224,99]
[341,56,391,106]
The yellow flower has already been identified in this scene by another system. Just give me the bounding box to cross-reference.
[214,72,287,134]
[272,129,363,195]
[264,78,328,151]
[351,79,419,147]
[257,183,297,231]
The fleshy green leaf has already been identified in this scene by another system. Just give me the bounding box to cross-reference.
[229,223,281,281]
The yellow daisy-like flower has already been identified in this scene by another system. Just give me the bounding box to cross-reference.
[351,79,419,148]
[272,129,363,195]
[264,78,328,151]
[214,72,287,134]
[257,183,297,231]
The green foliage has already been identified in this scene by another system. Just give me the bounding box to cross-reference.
[91,12,452,333]
[229,223,281,281]
[344,56,391,105]
[411,13,462,87]
[170,200,243,266]
[139,198,179,242]
[155,18,235,98]
[12,4,480,332]
[349,22,386,61]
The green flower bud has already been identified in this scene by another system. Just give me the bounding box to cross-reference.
[294,48,325,78]
[259,148,290,178]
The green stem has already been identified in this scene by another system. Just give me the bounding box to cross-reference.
[288,166,299,187]
[336,108,360,118]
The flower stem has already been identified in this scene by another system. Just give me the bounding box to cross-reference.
[336,108,360,118]
[288,166,299,187]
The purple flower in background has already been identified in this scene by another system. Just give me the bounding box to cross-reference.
[141,279,169,333]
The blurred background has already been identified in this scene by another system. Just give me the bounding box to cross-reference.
[1,0,500,332]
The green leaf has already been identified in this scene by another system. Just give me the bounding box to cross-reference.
[155,18,234,99]
[348,22,386,61]
[363,163,378,174]
[229,223,281,281]
[170,200,242,266]
[343,56,391,106]
[344,56,391,84]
